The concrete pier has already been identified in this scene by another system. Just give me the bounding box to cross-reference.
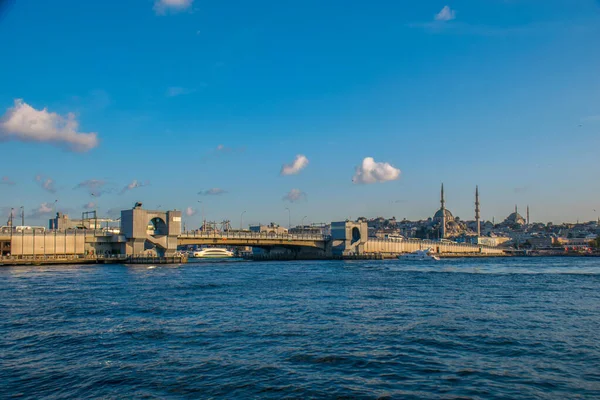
[0,255,187,267]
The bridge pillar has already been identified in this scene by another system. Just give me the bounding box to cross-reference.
[330,220,368,256]
[121,203,182,256]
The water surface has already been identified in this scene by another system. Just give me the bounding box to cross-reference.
[1,257,599,399]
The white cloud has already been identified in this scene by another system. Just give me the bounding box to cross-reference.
[74,179,108,196]
[281,154,309,176]
[199,144,246,163]
[1,176,15,185]
[166,87,196,97]
[35,174,57,193]
[283,188,307,203]
[83,202,96,210]
[435,5,456,21]
[154,0,193,15]
[0,99,99,152]
[198,188,227,196]
[120,180,149,194]
[29,202,54,218]
[185,207,197,216]
[352,157,401,184]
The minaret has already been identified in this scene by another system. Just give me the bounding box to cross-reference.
[526,205,530,225]
[475,185,480,237]
[515,204,518,215]
[440,183,446,239]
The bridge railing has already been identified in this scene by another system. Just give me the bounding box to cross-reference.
[179,231,329,241]
[0,228,116,236]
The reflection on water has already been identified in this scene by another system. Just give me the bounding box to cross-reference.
[1,257,600,399]
[186,257,246,265]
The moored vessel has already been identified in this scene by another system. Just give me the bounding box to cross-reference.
[398,248,440,261]
[189,248,234,259]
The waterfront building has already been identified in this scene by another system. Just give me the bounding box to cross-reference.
[49,212,117,231]
[249,223,288,235]
[289,224,330,235]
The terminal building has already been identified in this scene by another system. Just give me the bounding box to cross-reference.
[50,212,118,231]
[0,203,181,258]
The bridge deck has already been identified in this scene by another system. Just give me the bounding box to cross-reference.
[177,231,329,249]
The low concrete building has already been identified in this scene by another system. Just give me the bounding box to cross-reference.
[49,212,117,231]
[249,223,288,235]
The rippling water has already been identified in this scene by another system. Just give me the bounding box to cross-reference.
[2,257,600,399]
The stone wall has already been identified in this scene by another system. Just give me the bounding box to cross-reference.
[364,238,505,255]
[11,232,87,256]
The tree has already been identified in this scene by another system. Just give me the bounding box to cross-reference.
[415,226,436,240]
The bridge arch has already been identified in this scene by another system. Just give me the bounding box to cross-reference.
[149,217,168,236]
[351,227,361,244]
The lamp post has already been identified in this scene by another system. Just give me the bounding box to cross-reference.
[240,210,246,231]
[198,201,204,231]
[91,193,99,231]
[285,207,291,230]
[52,200,58,230]
[8,208,14,257]
[302,216,308,233]
[20,206,24,257]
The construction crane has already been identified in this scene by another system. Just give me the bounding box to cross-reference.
[220,220,232,232]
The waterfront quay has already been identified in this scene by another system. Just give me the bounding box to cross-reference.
[0,204,506,266]
[0,255,188,267]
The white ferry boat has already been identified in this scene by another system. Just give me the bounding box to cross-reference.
[398,248,440,261]
[189,248,234,259]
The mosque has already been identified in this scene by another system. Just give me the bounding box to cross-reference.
[432,184,530,238]
[431,183,473,238]
[500,205,528,227]
[432,184,469,238]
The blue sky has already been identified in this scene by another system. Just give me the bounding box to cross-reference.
[1,0,599,227]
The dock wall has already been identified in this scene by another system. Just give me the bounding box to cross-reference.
[3,231,124,257]
[363,238,506,256]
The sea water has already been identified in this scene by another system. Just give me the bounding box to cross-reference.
[1,257,599,399]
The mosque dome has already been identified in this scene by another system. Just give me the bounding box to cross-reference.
[433,208,454,222]
[504,211,526,225]
[447,220,460,231]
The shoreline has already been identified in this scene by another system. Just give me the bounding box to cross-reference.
[1,253,598,267]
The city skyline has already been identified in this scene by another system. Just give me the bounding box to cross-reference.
[1,0,599,225]
[1,178,596,228]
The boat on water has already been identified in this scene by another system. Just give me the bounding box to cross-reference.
[398,248,440,261]
[189,248,234,259]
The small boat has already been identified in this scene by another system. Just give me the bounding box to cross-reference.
[398,248,440,261]
[189,248,234,259]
